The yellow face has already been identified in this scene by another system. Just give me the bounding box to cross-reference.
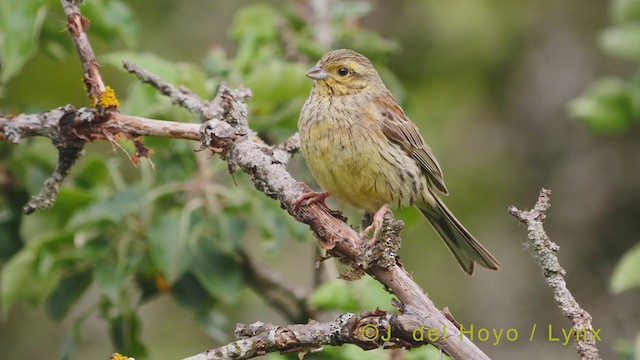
[306,49,380,95]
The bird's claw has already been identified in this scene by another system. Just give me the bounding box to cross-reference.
[361,204,390,247]
[292,190,330,209]
[291,184,347,221]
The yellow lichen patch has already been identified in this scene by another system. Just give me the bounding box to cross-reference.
[98,86,120,109]
[111,353,135,360]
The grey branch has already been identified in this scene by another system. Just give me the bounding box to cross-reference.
[184,310,428,360]
[509,189,602,360]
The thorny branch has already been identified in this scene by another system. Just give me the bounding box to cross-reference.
[509,189,602,360]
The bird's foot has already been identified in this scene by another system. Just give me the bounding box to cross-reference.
[361,204,390,247]
[292,183,347,221]
[292,190,330,208]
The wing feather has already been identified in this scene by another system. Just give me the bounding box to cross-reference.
[376,93,449,195]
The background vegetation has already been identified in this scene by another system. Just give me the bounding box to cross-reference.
[1,0,639,359]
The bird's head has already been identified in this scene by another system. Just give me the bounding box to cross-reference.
[306,49,381,95]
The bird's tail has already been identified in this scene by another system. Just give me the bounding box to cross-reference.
[418,193,500,275]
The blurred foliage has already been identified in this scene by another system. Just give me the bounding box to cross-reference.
[569,0,640,133]
[610,242,640,294]
[0,0,137,90]
[0,1,413,359]
[567,0,640,298]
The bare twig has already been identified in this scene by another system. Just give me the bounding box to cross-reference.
[0,109,200,143]
[61,0,106,105]
[509,189,602,360]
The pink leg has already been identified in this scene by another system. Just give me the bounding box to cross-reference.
[361,204,390,247]
[292,190,330,208]
[292,183,347,221]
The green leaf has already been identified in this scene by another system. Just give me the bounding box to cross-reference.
[171,272,217,312]
[355,277,395,311]
[612,0,640,24]
[148,210,192,283]
[82,0,137,47]
[94,261,121,303]
[67,187,145,228]
[230,4,282,73]
[611,242,640,293]
[191,235,242,303]
[20,187,93,244]
[599,23,640,62]
[229,4,280,43]
[245,60,310,123]
[308,280,360,312]
[323,345,387,360]
[109,313,148,358]
[101,51,208,96]
[568,78,640,133]
[46,269,93,321]
[0,0,48,83]
[60,317,84,360]
[74,157,111,189]
[1,247,60,313]
[407,346,451,360]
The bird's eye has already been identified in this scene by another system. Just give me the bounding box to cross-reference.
[338,68,349,76]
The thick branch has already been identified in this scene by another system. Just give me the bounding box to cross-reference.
[184,310,432,360]
[509,189,601,360]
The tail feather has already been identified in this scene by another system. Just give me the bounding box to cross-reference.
[418,193,500,275]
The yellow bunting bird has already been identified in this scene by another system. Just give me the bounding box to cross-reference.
[296,49,500,275]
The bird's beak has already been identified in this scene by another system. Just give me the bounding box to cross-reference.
[305,65,328,80]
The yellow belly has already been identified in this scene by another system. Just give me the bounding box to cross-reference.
[300,116,422,213]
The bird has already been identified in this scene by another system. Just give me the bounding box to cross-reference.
[295,49,500,275]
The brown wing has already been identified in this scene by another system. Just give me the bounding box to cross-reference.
[376,93,449,195]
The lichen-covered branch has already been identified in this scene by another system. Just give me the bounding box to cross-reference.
[0,107,201,212]
[184,310,426,360]
[509,189,601,360]
[0,108,201,144]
